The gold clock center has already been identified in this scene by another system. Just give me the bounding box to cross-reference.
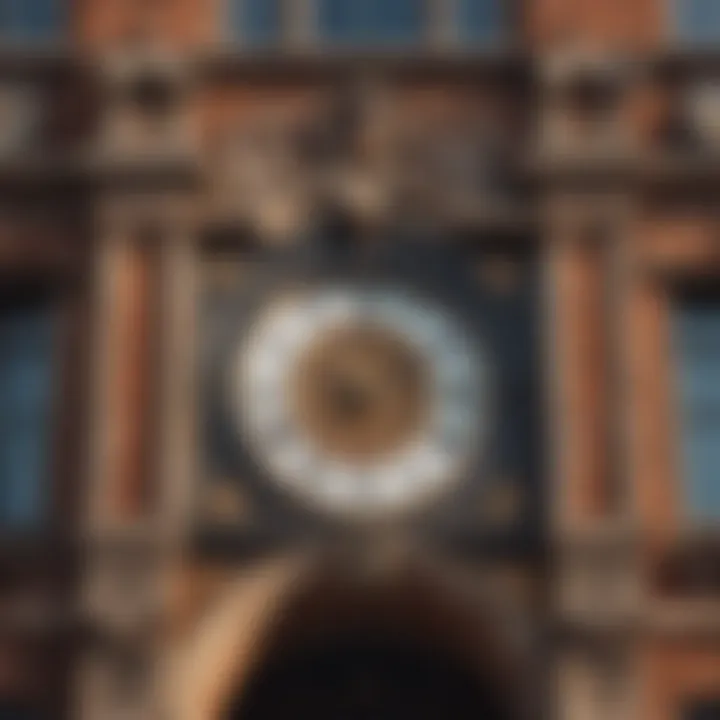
[289,325,430,463]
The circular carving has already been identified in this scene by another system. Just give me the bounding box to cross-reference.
[232,284,487,519]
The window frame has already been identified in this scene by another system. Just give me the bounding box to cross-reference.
[223,0,288,49]
[0,282,66,542]
[315,0,430,48]
[453,0,510,47]
[633,220,720,540]
[0,260,88,550]
[222,0,512,51]
[0,0,67,43]
[670,281,720,526]
[668,0,720,48]
[0,288,58,532]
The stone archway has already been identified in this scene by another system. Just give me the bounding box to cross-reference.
[165,553,537,720]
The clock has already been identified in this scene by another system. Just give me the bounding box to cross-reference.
[204,240,495,526]
[233,284,487,518]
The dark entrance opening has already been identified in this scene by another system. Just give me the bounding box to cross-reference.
[230,632,510,720]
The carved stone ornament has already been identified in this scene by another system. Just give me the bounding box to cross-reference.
[686,79,720,150]
[213,117,317,238]
[0,82,43,158]
[211,86,513,236]
[84,552,164,641]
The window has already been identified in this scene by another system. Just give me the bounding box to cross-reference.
[229,0,283,46]
[0,294,55,530]
[318,0,425,45]
[685,699,720,720]
[674,0,720,45]
[673,290,720,521]
[456,0,507,44]
[227,0,510,48]
[0,0,64,40]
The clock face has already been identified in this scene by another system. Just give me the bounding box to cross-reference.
[230,285,487,519]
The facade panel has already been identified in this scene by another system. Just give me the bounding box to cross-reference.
[0,0,715,718]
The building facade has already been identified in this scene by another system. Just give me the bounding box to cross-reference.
[0,0,719,718]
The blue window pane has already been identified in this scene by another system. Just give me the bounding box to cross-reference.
[370,0,424,43]
[0,303,54,529]
[675,0,720,46]
[318,0,359,42]
[1,0,64,40]
[318,0,425,45]
[674,294,720,521]
[456,0,507,44]
[230,0,283,45]
[3,430,48,527]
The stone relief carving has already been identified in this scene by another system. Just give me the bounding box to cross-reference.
[210,83,517,237]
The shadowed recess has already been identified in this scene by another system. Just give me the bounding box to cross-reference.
[229,631,510,720]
